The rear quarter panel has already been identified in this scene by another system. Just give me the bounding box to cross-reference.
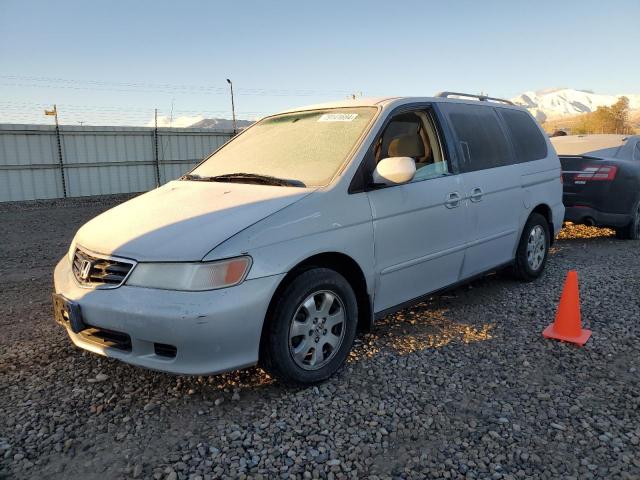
[609,159,640,212]
[518,148,564,244]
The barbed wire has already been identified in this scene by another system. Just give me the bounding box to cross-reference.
[0,100,268,126]
[0,75,362,97]
[0,101,268,116]
[0,74,374,125]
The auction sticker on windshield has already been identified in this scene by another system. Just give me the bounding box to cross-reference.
[318,113,358,122]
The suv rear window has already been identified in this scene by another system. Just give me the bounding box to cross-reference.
[440,103,512,172]
[499,109,548,162]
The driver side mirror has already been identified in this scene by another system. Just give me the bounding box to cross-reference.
[372,157,416,186]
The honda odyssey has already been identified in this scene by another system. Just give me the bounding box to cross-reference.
[53,93,564,385]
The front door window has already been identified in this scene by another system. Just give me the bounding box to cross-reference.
[374,110,449,182]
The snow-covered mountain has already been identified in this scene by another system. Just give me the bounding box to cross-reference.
[510,88,640,122]
[189,118,253,130]
[147,115,253,130]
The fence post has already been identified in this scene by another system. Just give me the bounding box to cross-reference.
[153,108,161,186]
[55,122,66,197]
[48,105,67,197]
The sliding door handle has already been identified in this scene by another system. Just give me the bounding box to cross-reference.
[470,187,483,202]
[444,191,461,208]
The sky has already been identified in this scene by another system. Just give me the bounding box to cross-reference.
[1,0,639,126]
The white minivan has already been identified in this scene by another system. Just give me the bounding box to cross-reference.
[53,93,564,385]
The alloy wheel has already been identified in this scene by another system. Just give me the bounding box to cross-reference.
[288,290,346,370]
[527,225,546,271]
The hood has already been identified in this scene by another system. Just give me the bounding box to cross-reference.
[75,180,312,261]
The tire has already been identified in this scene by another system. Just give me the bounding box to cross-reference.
[615,200,640,240]
[260,268,358,386]
[512,213,550,281]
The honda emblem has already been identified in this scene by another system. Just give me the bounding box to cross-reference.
[79,260,92,280]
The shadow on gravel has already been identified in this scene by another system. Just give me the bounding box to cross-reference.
[135,304,496,394]
[350,306,494,361]
[65,305,495,403]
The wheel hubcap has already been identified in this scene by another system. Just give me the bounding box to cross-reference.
[526,225,546,271]
[289,290,346,370]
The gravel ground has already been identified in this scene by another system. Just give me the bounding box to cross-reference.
[1,197,639,480]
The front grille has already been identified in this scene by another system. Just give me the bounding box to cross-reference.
[72,248,135,288]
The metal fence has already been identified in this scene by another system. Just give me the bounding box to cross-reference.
[0,124,234,202]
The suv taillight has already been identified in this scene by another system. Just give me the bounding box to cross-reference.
[575,165,617,181]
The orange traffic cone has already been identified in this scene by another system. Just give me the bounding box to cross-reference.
[543,270,591,345]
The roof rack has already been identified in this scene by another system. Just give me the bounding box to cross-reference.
[435,91,514,105]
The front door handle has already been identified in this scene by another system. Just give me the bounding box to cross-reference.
[444,191,461,209]
[470,187,483,203]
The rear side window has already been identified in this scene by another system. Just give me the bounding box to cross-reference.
[440,103,512,172]
[499,109,548,162]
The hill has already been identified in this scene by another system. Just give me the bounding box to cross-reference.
[510,88,640,123]
[540,108,640,135]
[189,118,254,130]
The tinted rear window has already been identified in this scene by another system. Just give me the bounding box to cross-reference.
[499,109,548,162]
[440,103,512,172]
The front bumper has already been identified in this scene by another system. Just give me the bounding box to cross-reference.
[53,257,284,375]
[564,205,631,228]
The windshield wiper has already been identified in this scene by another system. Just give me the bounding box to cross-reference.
[180,173,205,181]
[182,172,305,187]
[213,173,305,187]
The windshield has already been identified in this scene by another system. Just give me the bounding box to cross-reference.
[190,107,377,187]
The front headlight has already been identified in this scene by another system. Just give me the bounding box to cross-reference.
[126,256,252,291]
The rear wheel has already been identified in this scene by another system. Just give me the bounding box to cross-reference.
[261,268,358,385]
[615,201,640,240]
[512,213,550,281]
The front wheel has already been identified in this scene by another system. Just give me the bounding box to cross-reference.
[615,201,640,240]
[512,213,550,281]
[260,268,358,385]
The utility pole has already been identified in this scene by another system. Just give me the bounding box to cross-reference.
[153,108,161,186]
[226,78,237,134]
[45,105,66,198]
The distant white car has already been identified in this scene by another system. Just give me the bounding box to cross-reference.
[54,93,564,384]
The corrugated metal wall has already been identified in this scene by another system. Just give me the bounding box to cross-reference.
[0,124,233,202]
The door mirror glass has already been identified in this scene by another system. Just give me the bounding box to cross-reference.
[372,157,416,186]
